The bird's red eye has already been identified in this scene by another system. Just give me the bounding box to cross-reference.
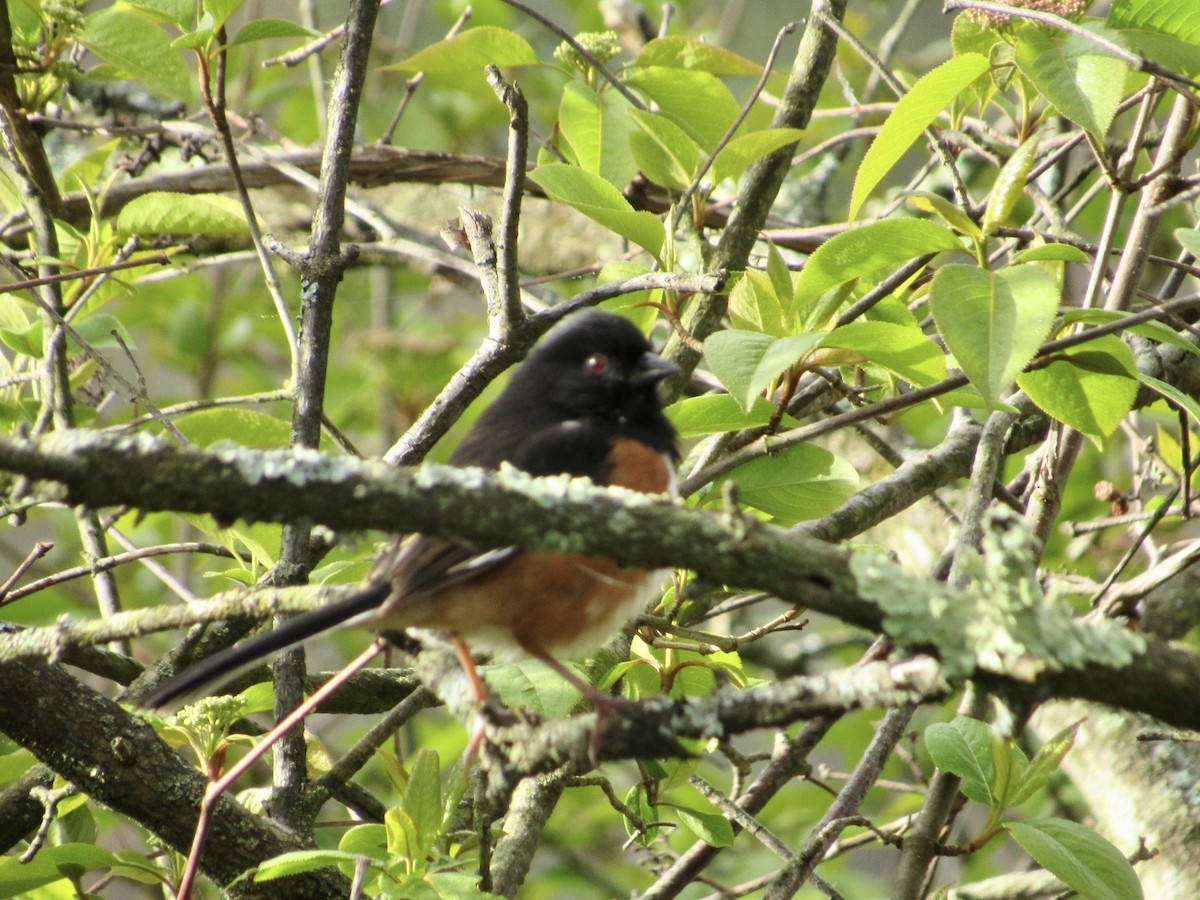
[584,353,609,375]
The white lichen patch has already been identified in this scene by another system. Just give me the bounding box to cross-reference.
[852,509,1144,681]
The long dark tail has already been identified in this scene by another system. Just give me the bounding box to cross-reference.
[140,581,391,710]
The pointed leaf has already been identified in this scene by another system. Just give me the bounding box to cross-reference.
[710,128,805,185]
[851,53,990,218]
[925,717,995,806]
[637,37,761,75]
[558,82,639,186]
[674,805,735,846]
[665,395,797,437]
[1006,819,1143,900]
[625,67,740,151]
[930,263,1060,405]
[728,270,787,336]
[529,165,664,259]
[794,219,963,312]
[384,26,537,74]
[1014,25,1129,137]
[628,109,700,191]
[80,9,192,101]
[982,135,1040,235]
[704,329,825,413]
[714,443,858,524]
[117,192,248,235]
[1017,334,1137,437]
[1011,720,1079,807]
[822,321,947,386]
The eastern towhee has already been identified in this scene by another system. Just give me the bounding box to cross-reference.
[143,309,680,729]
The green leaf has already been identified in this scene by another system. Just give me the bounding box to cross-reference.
[1011,720,1079,807]
[0,843,121,895]
[930,263,1060,405]
[674,805,735,846]
[925,717,995,806]
[338,823,388,861]
[822,321,948,386]
[665,394,797,437]
[80,9,192,101]
[174,409,293,448]
[1059,308,1200,359]
[982,134,1040,236]
[1012,244,1091,264]
[990,736,1028,811]
[124,0,194,29]
[1139,374,1200,428]
[907,192,983,239]
[704,329,825,413]
[637,36,761,74]
[729,270,787,336]
[714,443,858,524]
[793,219,963,313]
[710,127,805,185]
[384,26,537,74]
[1176,226,1200,258]
[628,108,700,191]
[528,164,664,259]
[1006,819,1143,900]
[483,658,585,718]
[403,748,442,862]
[204,0,244,30]
[228,19,321,47]
[117,192,248,235]
[70,312,135,351]
[558,82,639,186]
[1109,0,1200,76]
[1014,25,1129,137]
[1016,334,1137,437]
[625,67,741,152]
[254,849,360,880]
[850,53,990,218]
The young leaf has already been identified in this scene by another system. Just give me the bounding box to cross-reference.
[925,717,995,806]
[1012,244,1091,264]
[228,19,322,47]
[403,748,442,864]
[665,394,797,437]
[528,164,665,259]
[558,82,639,186]
[710,128,805,186]
[674,804,735,847]
[728,270,787,336]
[704,330,825,413]
[1109,0,1200,76]
[930,263,1060,405]
[253,850,362,881]
[793,218,963,313]
[1014,25,1129,137]
[907,192,983,239]
[80,9,192,101]
[628,109,701,191]
[1011,720,1079,807]
[637,36,762,75]
[982,134,1040,236]
[821,321,948,386]
[624,67,740,151]
[1016,333,1138,437]
[383,26,537,74]
[850,53,990,218]
[117,192,248,236]
[1005,819,1143,900]
[713,443,858,524]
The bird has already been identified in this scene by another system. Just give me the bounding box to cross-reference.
[141,309,680,749]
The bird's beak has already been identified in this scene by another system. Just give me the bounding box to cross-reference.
[632,352,679,386]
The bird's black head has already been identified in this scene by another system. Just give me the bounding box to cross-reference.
[459,310,679,467]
